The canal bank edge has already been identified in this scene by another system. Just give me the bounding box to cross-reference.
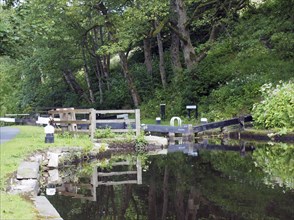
[7,136,168,219]
[8,148,65,220]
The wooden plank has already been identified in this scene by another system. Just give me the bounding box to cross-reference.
[96,119,135,123]
[111,129,135,133]
[143,124,189,133]
[55,130,90,134]
[98,180,137,185]
[78,183,93,189]
[98,171,137,176]
[0,117,15,122]
[56,120,90,124]
[193,115,253,133]
[193,118,239,133]
[5,114,30,116]
[194,143,255,152]
[112,161,131,166]
[49,109,91,114]
[95,109,136,114]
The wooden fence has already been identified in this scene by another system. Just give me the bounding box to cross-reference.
[48,108,141,141]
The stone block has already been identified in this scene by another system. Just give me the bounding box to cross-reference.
[33,196,63,220]
[17,161,39,179]
[145,136,168,146]
[48,169,61,184]
[48,153,59,168]
[10,179,39,197]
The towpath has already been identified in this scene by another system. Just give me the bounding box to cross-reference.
[0,127,20,144]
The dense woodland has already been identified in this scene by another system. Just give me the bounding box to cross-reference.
[0,0,293,129]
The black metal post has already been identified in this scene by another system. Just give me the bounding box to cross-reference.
[160,104,166,120]
[187,109,191,119]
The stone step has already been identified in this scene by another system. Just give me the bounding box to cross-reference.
[33,196,63,220]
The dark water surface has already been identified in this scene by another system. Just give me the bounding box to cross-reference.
[47,140,294,220]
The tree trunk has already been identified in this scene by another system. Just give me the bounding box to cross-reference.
[95,60,104,105]
[143,38,153,75]
[162,166,169,220]
[92,28,104,104]
[175,189,185,220]
[185,187,200,220]
[96,2,141,107]
[62,69,90,103]
[110,186,117,216]
[170,0,182,70]
[148,176,157,220]
[155,21,167,89]
[82,46,95,103]
[119,185,132,220]
[102,54,110,90]
[175,0,197,68]
[119,52,141,107]
[99,26,111,90]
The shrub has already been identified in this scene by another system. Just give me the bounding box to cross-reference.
[252,81,294,131]
[94,127,115,139]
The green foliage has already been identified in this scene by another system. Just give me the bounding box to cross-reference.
[1,0,294,128]
[135,132,148,154]
[253,143,294,189]
[0,57,20,115]
[252,81,294,131]
[94,127,115,139]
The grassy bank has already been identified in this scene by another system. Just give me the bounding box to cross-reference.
[0,126,91,220]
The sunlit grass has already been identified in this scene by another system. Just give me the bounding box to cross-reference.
[0,125,92,220]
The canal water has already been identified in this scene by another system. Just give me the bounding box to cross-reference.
[46,139,294,220]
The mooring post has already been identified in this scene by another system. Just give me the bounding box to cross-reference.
[135,109,141,136]
[90,108,96,142]
[169,117,182,140]
[239,116,245,130]
[183,124,194,142]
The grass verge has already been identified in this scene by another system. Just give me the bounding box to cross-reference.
[0,125,92,220]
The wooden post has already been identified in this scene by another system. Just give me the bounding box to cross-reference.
[183,124,194,142]
[90,108,96,141]
[91,166,98,201]
[135,109,141,136]
[137,158,142,184]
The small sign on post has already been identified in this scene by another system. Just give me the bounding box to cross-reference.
[186,105,197,119]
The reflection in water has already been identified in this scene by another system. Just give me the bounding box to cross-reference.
[47,140,294,220]
[168,139,255,157]
[46,158,142,202]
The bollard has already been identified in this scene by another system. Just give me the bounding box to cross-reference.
[156,117,161,124]
[44,120,55,143]
[200,118,208,124]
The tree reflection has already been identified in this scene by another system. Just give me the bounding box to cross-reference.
[48,145,294,220]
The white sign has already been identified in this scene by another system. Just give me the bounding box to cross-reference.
[186,105,197,109]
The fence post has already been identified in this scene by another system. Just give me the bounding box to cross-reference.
[137,157,142,184]
[135,109,141,136]
[90,108,96,141]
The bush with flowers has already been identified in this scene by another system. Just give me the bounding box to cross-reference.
[252,81,294,132]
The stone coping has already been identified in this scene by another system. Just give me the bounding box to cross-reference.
[7,137,168,219]
[8,148,71,220]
